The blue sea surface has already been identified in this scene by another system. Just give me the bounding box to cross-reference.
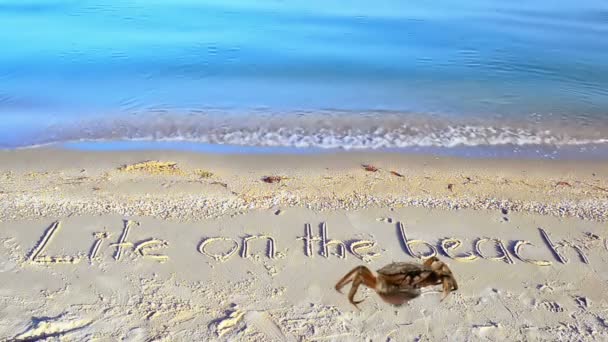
[1,0,608,155]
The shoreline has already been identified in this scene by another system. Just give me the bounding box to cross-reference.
[5,139,608,161]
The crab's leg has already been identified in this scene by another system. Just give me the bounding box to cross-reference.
[335,266,361,293]
[335,266,377,308]
[440,269,458,301]
[349,277,364,307]
[449,274,458,291]
[335,266,375,292]
[357,266,377,289]
[348,268,377,307]
[423,256,439,267]
[441,278,451,301]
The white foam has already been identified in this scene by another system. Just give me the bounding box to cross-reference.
[8,111,608,150]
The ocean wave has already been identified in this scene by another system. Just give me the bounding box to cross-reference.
[23,111,608,150]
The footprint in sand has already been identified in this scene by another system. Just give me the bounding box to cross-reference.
[124,327,147,341]
[472,322,503,339]
[574,296,590,310]
[14,314,92,341]
[245,311,296,342]
[215,309,245,337]
[540,301,564,313]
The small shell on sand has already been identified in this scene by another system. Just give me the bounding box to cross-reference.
[118,161,185,176]
[262,176,284,183]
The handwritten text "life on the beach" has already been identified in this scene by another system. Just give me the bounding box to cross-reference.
[25,219,597,266]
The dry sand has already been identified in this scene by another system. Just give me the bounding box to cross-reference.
[1,148,608,341]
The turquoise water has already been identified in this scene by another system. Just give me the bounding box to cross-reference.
[1,0,608,153]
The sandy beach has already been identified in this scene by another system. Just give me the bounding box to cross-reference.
[1,148,608,340]
[4,0,608,340]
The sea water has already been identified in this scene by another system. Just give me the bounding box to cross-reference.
[1,0,607,157]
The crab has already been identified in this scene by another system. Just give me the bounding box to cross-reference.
[335,256,458,307]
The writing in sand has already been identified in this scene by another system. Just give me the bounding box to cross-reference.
[22,218,600,268]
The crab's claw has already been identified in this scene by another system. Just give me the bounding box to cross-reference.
[423,257,458,301]
[439,263,458,301]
